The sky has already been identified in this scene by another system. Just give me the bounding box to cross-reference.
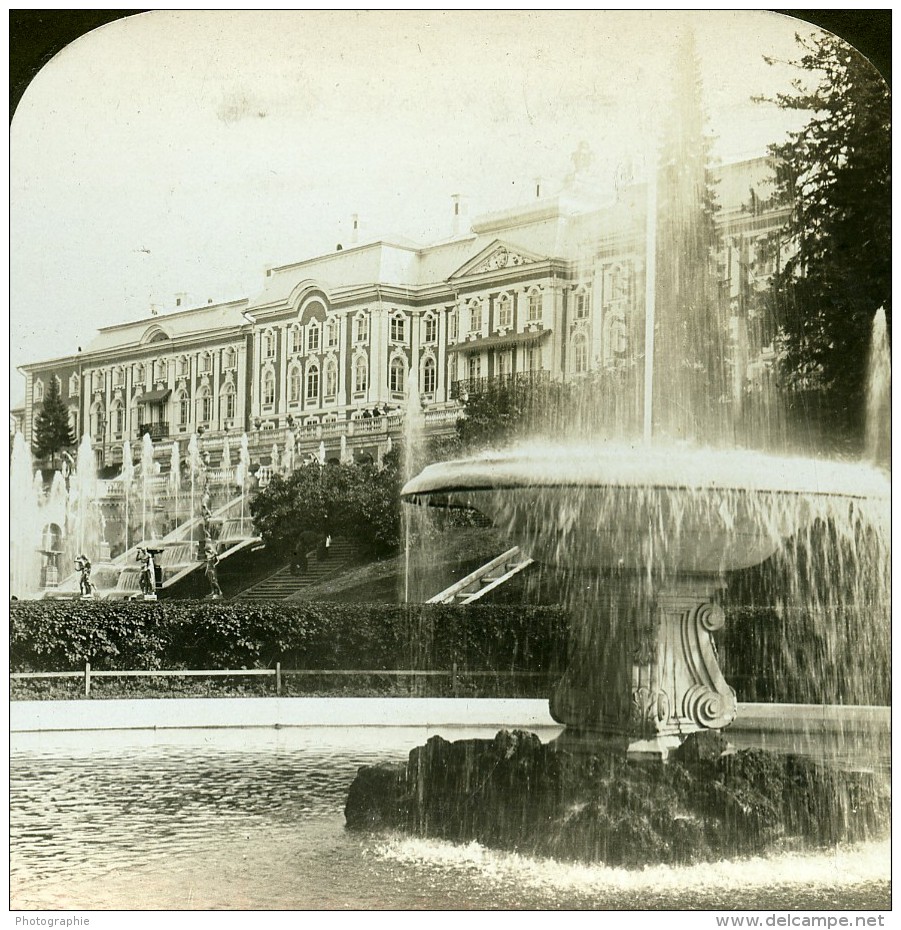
[9,10,827,405]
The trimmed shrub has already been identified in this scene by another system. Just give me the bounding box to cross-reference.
[9,600,570,676]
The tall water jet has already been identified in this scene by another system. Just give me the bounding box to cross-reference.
[865,307,890,465]
[284,437,295,475]
[69,434,102,567]
[402,369,426,603]
[271,442,281,474]
[40,471,69,586]
[121,441,135,553]
[221,436,231,474]
[237,433,251,534]
[169,441,180,532]
[9,432,42,598]
[187,433,202,543]
[140,433,155,541]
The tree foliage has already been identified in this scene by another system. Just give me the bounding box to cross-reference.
[455,370,646,454]
[250,446,404,556]
[765,31,890,445]
[32,376,74,466]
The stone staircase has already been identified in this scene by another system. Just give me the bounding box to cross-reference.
[234,537,355,601]
[427,546,535,604]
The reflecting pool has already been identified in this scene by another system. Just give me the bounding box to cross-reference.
[10,727,889,910]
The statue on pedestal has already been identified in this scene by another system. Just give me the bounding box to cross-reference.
[75,554,95,599]
[204,545,223,599]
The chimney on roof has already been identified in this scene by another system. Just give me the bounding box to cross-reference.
[350,214,360,245]
[175,292,188,308]
[534,176,542,199]
[208,298,213,305]
[451,194,468,236]
[264,264,273,278]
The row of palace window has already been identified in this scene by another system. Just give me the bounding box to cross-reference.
[86,348,240,395]
[261,311,444,361]
[261,355,439,406]
[454,288,548,340]
[91,385,239,436]
[258,289,557,364]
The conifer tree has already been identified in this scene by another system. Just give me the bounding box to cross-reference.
[764,32,890,448]
[32,377,74,468]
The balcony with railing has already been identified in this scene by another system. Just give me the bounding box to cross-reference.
[137,422,170,441]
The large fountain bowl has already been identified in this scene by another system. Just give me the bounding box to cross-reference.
[401,443,890,574]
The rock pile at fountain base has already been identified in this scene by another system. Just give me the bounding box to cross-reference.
[345,730,888,867]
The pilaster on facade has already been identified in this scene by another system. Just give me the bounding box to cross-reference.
[549,277,564,380]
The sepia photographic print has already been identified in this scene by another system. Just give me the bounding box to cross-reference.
[9,9,891,922]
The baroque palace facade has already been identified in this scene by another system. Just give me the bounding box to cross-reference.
[17,156,787,473]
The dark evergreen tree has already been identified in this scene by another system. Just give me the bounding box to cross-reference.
[763,31,890,449]
[31,377,74,467]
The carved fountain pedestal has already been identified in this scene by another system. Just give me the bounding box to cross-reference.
[550,576,737,759]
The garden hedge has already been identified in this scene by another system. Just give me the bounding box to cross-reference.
[9,600,889,705]
[9,600,569,677]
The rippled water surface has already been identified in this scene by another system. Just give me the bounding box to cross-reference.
[10,727,890,910]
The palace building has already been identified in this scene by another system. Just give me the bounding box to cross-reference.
[17,155,787,474]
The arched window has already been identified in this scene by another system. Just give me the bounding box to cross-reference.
[199,352,212,374]
[422,356,437,395]
[68,408,79,438]
[468,300,483,334]
[263,329,276,359]
[112,366,125,388]
[91,401,105,438]
[603,312,629,367]
[177,356,190,378]
[91,370,104,393]
[288,365,302,404]
[325,358,338,398]
[223,346,237,370]
[390,313,406,343]
[571,332,589,374]
[497,293,512,329]
[33,379,44,403]
[289,325,302,355]
[354,312,369,343]
[52,375,62,396]
[354,355,368,394]
[110,399,125,436]
[196,385,212,424]
[134,363,146,386]
[68,373,80,397]
[220,383,236,421]
[389,356,406,394]
[468,353,482,382]
[153,359,166,382]
[306,363,320,401]
[326,317,339,348]
[423,313,437,344]
[448,309,458,341]
[262,369,276,407]
[307,322,320,353]
[527,288,542,322]
[176,389,190,426]
[496,350,512,379]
